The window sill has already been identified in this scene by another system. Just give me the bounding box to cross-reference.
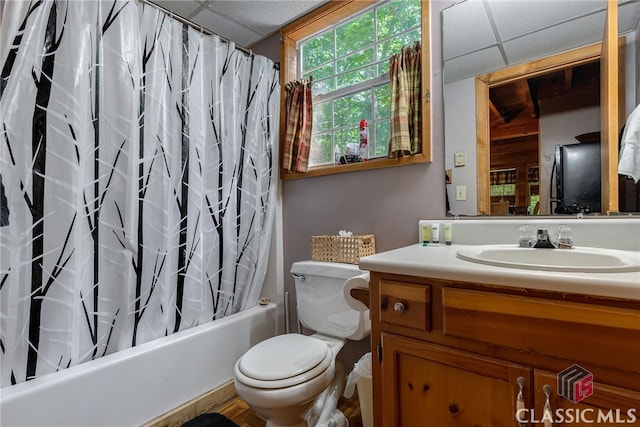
[280,154,431,180]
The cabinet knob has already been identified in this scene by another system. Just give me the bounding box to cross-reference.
[394,302,405,313]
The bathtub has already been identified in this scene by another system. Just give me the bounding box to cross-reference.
[0,302,277,427]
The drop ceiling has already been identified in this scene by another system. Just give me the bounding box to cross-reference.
[148,0,329,48]
[150,0,639,82]
[443,0,640,83]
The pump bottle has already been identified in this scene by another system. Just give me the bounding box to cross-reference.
[359,119,368,161]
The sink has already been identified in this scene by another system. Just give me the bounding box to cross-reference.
[456,245,640,273]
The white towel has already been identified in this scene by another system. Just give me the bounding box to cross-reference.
[618,104,640,183]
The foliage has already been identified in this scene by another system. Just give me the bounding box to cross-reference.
[299,0,421,166]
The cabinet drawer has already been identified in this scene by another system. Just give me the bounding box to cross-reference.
[380,280,431,331]
[442,288,640,373]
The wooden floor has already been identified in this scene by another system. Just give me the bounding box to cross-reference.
[212,392,363,427]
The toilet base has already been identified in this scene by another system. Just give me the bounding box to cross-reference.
[314,409,347,427]
[307,360,347,427]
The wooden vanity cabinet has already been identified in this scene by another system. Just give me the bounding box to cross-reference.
[369,273,640,427]
[381,334,531,426]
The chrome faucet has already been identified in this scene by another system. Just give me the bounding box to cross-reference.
[518,225,573,248]
[532,229,557,249]
[555,224,574,249]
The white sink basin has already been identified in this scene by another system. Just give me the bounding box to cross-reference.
[456,244,640,273]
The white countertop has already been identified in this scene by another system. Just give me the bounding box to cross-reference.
[359,243,640,301]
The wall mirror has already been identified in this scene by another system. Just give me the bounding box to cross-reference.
[442,0,640,216]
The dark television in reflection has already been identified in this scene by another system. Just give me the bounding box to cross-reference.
[553,142,601,214]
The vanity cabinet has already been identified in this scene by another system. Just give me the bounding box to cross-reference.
[381,334,530,426]
[370,273,640,426]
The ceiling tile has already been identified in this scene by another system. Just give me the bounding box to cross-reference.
[619,0,640,33]
[206,1,329,38]
[149,0,205,20]
[190,7,263,47]
[488,0,606,41]
[502,12,605,66]
[442,0,497,60]
[443,46,506,83]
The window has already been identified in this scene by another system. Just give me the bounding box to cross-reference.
[280,0,431,179]
[490,167,517,205]
[299,1,421,166]
[490,183,516,198]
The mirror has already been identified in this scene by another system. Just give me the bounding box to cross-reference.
[442,0,640,216]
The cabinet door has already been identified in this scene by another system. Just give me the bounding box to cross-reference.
[381,333,532,427]
[533,370,640,426]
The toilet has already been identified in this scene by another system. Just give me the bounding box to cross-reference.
[233,261,371,427]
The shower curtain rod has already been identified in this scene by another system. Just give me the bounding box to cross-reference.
[138,0,253,57]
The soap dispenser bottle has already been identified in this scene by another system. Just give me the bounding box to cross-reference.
[359,119,368,161]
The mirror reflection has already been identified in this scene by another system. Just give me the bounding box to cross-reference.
[442,0,640,216]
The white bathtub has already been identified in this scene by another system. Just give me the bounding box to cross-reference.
[0,302,277,427]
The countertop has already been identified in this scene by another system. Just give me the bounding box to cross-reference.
[358,243,640,301]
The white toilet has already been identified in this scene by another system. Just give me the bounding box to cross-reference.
[233,261,371,427]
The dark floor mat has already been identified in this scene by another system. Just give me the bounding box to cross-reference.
[181,413,239,427]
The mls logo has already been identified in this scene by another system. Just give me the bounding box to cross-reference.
[558,364,594,403]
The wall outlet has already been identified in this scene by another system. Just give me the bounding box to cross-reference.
[454,151,465,167]
[445,169,452,184]
[456,185,466,201]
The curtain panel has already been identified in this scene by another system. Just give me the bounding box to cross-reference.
[0,0,279,387]
[490,168,518,185]
[282,78,313,173]
[389,41,421,158]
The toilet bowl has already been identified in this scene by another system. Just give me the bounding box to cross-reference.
[234,333,338,427]
[233,261,370,427]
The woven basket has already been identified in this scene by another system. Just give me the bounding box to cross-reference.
[311,234,376,264]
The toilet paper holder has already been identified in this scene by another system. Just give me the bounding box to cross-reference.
[350,288,370,309]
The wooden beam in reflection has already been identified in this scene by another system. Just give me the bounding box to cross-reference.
[490,119,539,141]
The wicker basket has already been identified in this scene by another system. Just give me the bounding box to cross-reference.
[311,234,376,264]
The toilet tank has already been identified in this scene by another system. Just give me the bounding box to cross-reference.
[291,261,371,341]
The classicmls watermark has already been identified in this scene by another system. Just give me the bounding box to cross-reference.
[558,364,593,403]
[515,364,638,424]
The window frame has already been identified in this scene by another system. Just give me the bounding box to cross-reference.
[279,0,431,180]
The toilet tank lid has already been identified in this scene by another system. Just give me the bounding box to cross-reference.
[291,261,365,279]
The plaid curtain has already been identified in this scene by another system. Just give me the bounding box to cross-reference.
[283,78,313,173]
[389,41,421,158]
[490,168,518,185]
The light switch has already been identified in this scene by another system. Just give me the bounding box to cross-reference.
[456,185,466,201]
[454,151,465,167]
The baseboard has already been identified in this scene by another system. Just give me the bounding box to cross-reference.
[143,381,237,427]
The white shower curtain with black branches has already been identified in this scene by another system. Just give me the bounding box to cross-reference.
[0,0,279,387]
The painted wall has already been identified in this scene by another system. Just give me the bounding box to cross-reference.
[443,77,477,216]
[251,0,639,367]
[252,2,453,363]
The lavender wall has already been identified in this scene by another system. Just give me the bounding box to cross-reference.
[251,3,451,339]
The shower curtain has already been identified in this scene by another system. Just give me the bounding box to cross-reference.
[0,0,279,387]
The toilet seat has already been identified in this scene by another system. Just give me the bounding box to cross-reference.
[235,334,333,389]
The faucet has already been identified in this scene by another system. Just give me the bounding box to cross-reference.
[555,224,574,249]
[518,225,573,249]
[532,229,557,249]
